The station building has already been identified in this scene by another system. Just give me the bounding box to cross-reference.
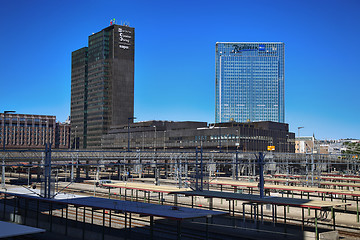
[101,120,295,152]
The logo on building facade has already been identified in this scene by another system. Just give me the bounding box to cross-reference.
[118,27,132,50]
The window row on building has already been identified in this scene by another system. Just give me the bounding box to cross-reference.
[101,120,295,153]
[0,113,71,149]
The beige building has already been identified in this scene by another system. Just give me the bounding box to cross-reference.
[295,136,315,153]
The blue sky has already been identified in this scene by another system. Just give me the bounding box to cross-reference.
[0,0,359,139]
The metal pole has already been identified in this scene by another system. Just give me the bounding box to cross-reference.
[153,125,157,151]
[127,117,136,151]
[315,209,318,240]
[284,205,287,233]
[82,207,86,240]
[163,130,166,151]
[195,147,198,191]
[50,202,53,232]
[200,146,203,191]
[128,118,130,151]
[332,207,336,230]
[1,157,5,189]
[177,220,182,240]
[302,207,304,230]
[258,152,265,198]
[65,204,68,235]
[235,150,238,180]
[36,199,39,228]
[219,126,222,151]
[356,196,359,223]
[150,215,154,240]
[2,193,6,219]
[75,126,77,150]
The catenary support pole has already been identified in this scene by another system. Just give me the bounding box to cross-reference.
[315,209,318,240]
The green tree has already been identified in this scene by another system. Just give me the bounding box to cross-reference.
[342,141,360,155]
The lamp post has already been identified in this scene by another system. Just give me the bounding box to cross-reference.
[286,134,289,153]
[163,130,166,151]
[236,129,240,149]
[127,117,136,151]
[142,132,145,151]
[298,126,304,137]
[218,125,222,152]
[2,110,15,188]
[72,125,78,182]
[153,125,157,152]
[75,126,77,150]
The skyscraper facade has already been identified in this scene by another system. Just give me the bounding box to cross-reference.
[71,24,135,148]
[215,42,284,123]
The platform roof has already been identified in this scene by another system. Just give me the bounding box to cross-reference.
[1,190,225,220]
[272,174,360,182]
[171,190,349,209]
[319,181,360,188]
[103,182,191,193]
[265,178,301,183]
[58,196,225,220]
[322,173,360,178]
[320,176,360,182]
[0,221,44,238]
[208,179,360,197]
[265,178,360,187]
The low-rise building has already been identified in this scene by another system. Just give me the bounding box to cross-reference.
[295,138,360,155]
[102,120,295,152]
[0,113,70,150]
[55,121,71,149]
[295,136,315,153]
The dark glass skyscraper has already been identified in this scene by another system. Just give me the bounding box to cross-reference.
[71,24,135,148]
[215,42,284,123]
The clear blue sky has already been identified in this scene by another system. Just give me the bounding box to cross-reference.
[1,0,359,140]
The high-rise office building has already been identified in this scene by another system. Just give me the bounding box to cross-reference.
[215,42,284,123]
[71,24,135,148]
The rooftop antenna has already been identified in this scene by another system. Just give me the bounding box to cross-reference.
[110,18,116,26]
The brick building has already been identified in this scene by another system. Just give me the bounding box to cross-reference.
[0,113,70,150]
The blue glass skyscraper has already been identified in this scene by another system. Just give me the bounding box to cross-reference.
[215,42,285,123]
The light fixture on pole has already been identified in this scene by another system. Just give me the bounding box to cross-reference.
[297,126,304,137]
[163,130,166,151]
[75,125,78,150]
[127,117,136,151]
[153,125,157,152]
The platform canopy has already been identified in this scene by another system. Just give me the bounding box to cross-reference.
[59,196,225,220]
[0,221,44,238]
[103,182,191,193]
[171,190,349,210]
[1,190,226,220]
[208,179,360,197]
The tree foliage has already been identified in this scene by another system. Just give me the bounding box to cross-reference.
[342,141,360,155]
